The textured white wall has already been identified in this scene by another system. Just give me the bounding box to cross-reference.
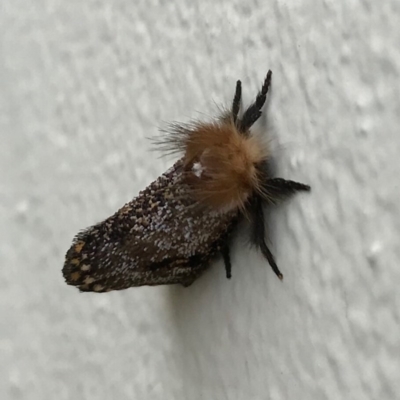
[2,1,399,399]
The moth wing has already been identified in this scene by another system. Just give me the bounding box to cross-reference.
[63,161,236,292]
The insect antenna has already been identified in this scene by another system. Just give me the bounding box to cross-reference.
[232,80,242,124]
[239,70,272,133]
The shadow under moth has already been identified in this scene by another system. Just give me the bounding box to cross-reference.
[63,70,310,293]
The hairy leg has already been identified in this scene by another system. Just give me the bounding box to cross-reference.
[249,194,283,279]
[221,244,232,279]
[260,178,311,203]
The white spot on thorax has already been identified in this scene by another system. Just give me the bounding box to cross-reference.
[192,162,204,178]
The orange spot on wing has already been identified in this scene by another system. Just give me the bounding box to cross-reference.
[70,271,81,281]
[74,241,85,253]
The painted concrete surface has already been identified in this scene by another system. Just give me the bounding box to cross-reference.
[1,1,399,399]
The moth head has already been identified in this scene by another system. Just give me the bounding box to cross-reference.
[157,70,309,216]
[181,121,269,213]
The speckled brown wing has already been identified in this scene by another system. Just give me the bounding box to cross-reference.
[63,160,238,292]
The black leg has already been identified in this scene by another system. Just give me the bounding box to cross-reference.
[232,80,242,125]
[221,244,232,279]
[250,194,283,280]
[240,70,272,132]
[260,178,311,203]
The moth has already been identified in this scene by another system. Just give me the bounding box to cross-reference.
[63,70,310,292]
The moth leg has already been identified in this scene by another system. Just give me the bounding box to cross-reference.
[181,279,195,288]
[250,194,283,280]
[221,244,232,279]
[232,80,242,124]
[179,268,204,287]
[239,70,272,132]
[261,178,311,203]
[258,237,282,280]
